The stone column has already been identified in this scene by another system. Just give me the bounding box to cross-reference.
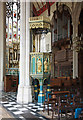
[73,50,78,78]
[72,23,78,79]
[0,2,6,91]
[17,1,32,104]
[25,1,32,103]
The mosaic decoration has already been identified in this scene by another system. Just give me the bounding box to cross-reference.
[6,1,20,75]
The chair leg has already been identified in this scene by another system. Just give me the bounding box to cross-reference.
[43,103,45,112]
[61,110,62,117]
[55,109,56,115]
[65,110,67,118]
[47,104,49,115]
[72,109,74,118]
[58,107,60,120]
[52,110,54,119]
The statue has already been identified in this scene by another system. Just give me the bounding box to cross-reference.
[37,58,42,73]
[44,58,48,72]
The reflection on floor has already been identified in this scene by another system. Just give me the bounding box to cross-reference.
[0,92,74,120]
[0,92,49,120]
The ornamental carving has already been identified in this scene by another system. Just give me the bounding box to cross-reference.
[44,58,48,73]
[37,58,42,73]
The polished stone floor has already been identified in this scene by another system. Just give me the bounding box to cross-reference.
[0,91,81,120]
[0,92,48,120]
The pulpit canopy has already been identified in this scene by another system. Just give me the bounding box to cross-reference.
[29,16,50,30]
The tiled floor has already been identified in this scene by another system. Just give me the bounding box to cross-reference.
[0,92,76,120]
[0,92,49,120]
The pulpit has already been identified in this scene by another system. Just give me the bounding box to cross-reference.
[29,16,51,103]
[30,53,50,103]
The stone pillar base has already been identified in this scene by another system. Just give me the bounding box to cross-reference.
[0,81,4,91]
[17,85,32,104]
[0,81,4,98]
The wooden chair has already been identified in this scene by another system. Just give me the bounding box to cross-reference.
[43,91,71,119]
[59,96,75,119]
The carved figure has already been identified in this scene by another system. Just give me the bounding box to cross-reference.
[44,58,48,72]
[37,58,42,73]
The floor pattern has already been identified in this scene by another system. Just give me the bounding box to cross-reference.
[0,92,50,120]
[0,92,76,120]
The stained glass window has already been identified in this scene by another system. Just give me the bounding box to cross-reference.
[6,1,20,75]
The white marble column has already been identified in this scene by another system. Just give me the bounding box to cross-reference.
[24,1,32,103]
[0,2,6,91]
[17,1,32,104]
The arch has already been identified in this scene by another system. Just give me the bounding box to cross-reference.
[50,3,72,26]
[43,78,48,85]
[71,3,83,37]
[74,3,82,26]
[58,3,72,16]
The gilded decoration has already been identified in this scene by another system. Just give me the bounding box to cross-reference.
[37,58,42,73]
[30,52,50,78]
[29,16,50,29]
[44,58,48,73]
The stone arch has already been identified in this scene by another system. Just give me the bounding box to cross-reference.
[72,3,83,37]
[58,3,72,16]
[74,3,82,26]
[50,3,72,27]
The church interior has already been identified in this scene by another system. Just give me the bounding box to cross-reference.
[0,1,83,120]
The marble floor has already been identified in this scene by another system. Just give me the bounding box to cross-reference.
[0,91,81,120]
[0,92,49,120]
